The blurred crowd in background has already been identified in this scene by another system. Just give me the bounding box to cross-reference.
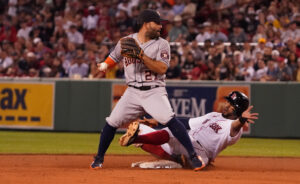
[0,0,300,81]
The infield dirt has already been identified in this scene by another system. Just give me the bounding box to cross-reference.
[0,155,299,184]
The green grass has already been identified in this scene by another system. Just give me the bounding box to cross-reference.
[220,138,300,157]
[0,131,144,154]
[0,131,300,157]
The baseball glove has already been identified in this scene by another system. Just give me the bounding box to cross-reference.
[120,37,144,59]
[138,117,158,127]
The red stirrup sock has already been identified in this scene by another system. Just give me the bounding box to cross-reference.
[141,144,172,160]
[134,130,170,145]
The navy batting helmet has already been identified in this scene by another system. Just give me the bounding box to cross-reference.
[225,91,249,117]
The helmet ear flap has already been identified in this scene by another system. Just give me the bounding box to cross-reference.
[234,108,242,117]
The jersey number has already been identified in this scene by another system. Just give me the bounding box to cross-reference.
[145,70,158,81]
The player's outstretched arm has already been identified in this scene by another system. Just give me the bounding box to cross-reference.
[230,106,259,137]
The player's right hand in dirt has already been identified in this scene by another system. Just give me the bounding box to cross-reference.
[241,106,259,124]
[138,117,158,127]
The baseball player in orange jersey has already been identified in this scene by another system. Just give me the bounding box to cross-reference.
[119,91,259,169]
[90,9,204,171]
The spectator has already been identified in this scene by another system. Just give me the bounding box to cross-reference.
[8,0,17,17]
[166,52,181,79]
[158,2,175,21]
[115,10,132,33]
[277,57,293,81]
[195,22,213,43]
[287,52,299,80]
[167,15,189,42]
[265,13,281,30]
[233,50,243,68]
[190,57,208,80]
[83,6,99,31]
[271,49,280,63]
[180,51,195,79]
[211,24,228,42]
[67,25,84,45]
[50,57,66,77]
[252,38,266,58]
[68,56,89,78]
[0,16,17,43]
[172,0,185,16]
[189,40,205,61]
[18,52,39,75]
[186,18,198,42]
[232,12,248,32]
[218,0,236,10]
[181,0,197,20]
[117,0,136,17]
[263,42,274,63]
[253,59,268,81]
[242,42,253,62]
[265,60,279,81]
[17,21,32,41]
[265,24,279,42]
[0,50,13,73]
[201,60,217,80]
[245,7,259,35]
[217,55,235,80]
[236,58,255,81]
[252,24,267,42]
[281,21,300,43]
[229,24,247,43]
[296,58,300,82]
[203,39,212,60]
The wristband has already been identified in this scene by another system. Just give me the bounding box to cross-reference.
[239,117,248,124]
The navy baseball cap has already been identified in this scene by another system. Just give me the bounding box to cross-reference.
[138,9,165,25]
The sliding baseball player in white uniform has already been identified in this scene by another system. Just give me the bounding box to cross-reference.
[91,9,204,170]
[120,91,259,168]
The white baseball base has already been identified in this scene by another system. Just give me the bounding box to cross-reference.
[131,160,182,169]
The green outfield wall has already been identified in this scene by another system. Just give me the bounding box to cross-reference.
[0,78,299,138]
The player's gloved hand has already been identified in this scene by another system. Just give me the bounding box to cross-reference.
[97,62,108,71]
[120,37,144,59]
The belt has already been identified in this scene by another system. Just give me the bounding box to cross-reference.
[129,85,160,91]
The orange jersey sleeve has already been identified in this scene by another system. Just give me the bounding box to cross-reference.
[104,57,117,68]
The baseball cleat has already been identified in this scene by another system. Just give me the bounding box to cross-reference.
[90,156,103,170]
[190,155,206,171]
[119,121,140,146]
[172,154,192,169]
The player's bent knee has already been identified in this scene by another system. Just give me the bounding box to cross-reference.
[155,115,175,125]
[105,117,121,128]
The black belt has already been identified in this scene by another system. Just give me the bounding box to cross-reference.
[129,85,160,91]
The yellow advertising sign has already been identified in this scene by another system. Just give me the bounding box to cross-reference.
[0,82,55,129]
